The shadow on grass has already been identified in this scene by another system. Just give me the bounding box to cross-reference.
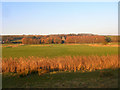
[2,68,118,88]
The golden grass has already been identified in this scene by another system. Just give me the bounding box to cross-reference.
[30,45,52,47]
[87,44,119,47]
[1,55,119,76]
[2,44,24,48]
[64,43,119,47]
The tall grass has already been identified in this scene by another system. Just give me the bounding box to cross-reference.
[1,55,119,76]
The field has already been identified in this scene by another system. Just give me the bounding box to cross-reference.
[2,43,119,88]
[2,44,118,58]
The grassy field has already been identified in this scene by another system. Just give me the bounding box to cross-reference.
[2,44,118,58]
[2,69,118,88]
[2,43,119,88]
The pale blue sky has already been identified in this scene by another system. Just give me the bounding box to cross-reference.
[2,2,118,35]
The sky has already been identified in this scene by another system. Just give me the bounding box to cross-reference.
[2,2,118,35]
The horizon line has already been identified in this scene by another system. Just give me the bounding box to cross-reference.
[0,33,119,36]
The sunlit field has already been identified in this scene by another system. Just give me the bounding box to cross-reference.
[2,1,119,88]
[2,44,118,58]
[2,43,119,88]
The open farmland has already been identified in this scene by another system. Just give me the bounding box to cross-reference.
[2,43,119,88]
[2,44,118,58]
[2,1,119,88]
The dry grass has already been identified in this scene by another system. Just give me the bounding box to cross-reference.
[1,55,119,76]
[2,44,24,48]
[30,45,52,47]
[64,44,82,45]
[64,43,119,47]
[87,44,119,47]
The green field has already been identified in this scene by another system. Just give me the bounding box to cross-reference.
[2,44,118,58]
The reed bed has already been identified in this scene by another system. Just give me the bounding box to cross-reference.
[1,55,119,76]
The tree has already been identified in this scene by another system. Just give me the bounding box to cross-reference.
[53,37,62,44]
[105,37,111,43]
[66,36,105,44]
[32,36,37,39]
[22,38,28,44]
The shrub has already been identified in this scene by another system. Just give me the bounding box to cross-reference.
[105,37,111,43]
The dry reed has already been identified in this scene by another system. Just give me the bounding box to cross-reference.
[1,55,119,76]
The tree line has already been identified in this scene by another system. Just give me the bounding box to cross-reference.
[22,36,62,44]
[1,34,119,44]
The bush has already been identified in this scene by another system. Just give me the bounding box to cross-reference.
[105,37,111,43]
